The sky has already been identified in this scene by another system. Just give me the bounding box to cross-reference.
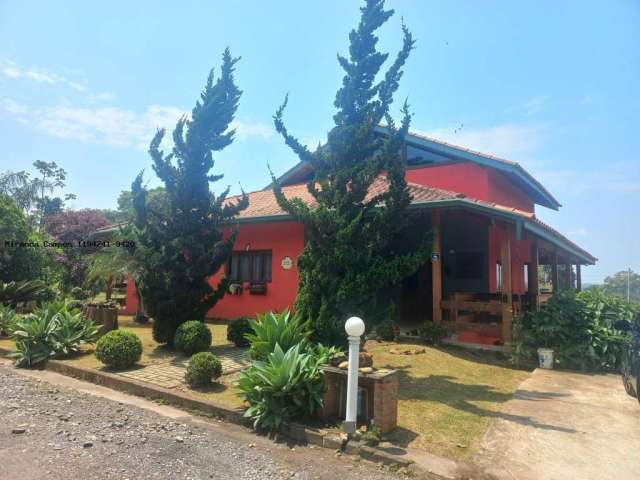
[0,0,638,284]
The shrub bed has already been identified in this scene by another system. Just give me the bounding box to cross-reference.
[174,320,212,355]
[95,330,142,369]
[512,290,639,371]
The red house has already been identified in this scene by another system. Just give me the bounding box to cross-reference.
[122,127,596,345]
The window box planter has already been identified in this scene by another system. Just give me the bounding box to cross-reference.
[248,283,267,295]
[228,282,243,295]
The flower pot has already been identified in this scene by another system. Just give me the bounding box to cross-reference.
[537,348,554,369]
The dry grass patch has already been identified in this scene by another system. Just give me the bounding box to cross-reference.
[366,340,530,460]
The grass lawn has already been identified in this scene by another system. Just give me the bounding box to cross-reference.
[366,339,531,460]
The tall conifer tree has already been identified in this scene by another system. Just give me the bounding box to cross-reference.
[271,0,431,345]
[132,49,248,345]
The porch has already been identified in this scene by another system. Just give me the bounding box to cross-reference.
[397,207,595,346]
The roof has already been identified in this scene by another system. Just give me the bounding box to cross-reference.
[275,126,562,211]
[226,178,596,264]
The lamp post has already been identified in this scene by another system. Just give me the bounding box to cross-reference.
[343,316,365,434]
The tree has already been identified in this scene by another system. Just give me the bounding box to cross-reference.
[0,194,56,283]
[602,270,640,302]
[0,161,76,229]
[44,209,110,291]
[131,49,248,345]
[270,0,430,346]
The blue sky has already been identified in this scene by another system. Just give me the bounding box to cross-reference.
[0,0,638,283]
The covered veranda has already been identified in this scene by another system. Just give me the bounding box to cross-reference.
[397,200,596,346]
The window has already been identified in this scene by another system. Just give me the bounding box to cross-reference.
[496,262,502,292]
[228,251,272,283]
[523,263,530,292]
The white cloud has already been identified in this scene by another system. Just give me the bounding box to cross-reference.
[0,60,88,93]
[231,119,273,140]
[1,97,272,150]
[419,123,543,160]
[524,95,548,116]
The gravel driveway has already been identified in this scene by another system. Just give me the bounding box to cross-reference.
[0,364,408,480]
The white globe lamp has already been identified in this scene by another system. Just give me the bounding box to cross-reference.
[343,316,365,434]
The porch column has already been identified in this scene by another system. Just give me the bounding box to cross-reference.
[500,226,513,344]
[529,240,539,311]
[576,264,582,292]
[431,210,442,324]
[565,263,573,290]
[551,251,559,293]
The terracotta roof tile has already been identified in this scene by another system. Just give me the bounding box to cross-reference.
[225,177,594,262]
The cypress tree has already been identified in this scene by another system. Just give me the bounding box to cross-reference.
[271,0,431,346]
[132,49,248,345]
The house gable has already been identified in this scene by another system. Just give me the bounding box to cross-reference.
[275,127,559,212]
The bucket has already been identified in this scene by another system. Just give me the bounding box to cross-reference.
[537,348,554,369]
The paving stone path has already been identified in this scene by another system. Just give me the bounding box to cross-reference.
[117,345,250,389]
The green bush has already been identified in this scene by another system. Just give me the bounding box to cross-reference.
[95,330,142,369]
[9,301,99,367]
[185,352,222,387]
[420,321,448,344]
[512,290,638,371]
[237,344,325,431]
[173,320,212,355]
[227,317,252,347]
[246,310,310,360]
[375,319,396,341]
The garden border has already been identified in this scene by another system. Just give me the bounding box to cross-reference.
[0,346,416,472]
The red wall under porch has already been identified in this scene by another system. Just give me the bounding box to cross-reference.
[488,223,532,295]
[122,220,305,320]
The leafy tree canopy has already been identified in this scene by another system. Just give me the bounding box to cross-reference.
[131,49,248,345]
[270,0,430,346]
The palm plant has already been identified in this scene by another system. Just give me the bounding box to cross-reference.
[0,280,50,308]
[245,309,311,360]
[0,304,16,336]
[236,344,325,430]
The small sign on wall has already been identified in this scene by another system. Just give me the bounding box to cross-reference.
[281,256,294,270]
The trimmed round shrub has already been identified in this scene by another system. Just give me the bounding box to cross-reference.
[376,319,396,341]
[227,317,252,347]
[174,320,212,355]
[95,330,142,369]
[185,352,222,387]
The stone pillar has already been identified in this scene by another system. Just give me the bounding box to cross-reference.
[372,373,399,433]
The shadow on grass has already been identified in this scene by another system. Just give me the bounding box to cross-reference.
[189,382,228,394]
[388,367,578,439]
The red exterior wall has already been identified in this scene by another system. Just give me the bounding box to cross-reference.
[488,224,532,295]
[487,170,534,212]
[123,221,305,319]
[207,221,304,319]
[406,162,535,213]
[406,162,490,201]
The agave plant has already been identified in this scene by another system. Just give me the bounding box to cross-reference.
[236,344,325,431]
[245,309,311,360]
[52,309,99,357]
[9,300,99,367]
[10,308,60,367]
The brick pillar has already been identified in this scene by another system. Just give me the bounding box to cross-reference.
[372,373,399,433]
